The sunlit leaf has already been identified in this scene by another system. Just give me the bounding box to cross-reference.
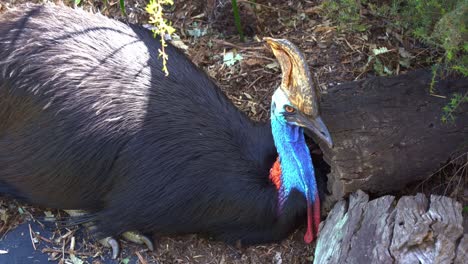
[223,52,243,67]
[372,47,389,56]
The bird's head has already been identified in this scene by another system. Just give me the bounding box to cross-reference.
[265,37,333,148]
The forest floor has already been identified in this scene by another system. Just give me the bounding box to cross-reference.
[0,0,465,263]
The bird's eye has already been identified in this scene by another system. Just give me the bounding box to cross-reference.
[284,105,295,113]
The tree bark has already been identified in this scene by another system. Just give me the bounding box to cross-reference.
[317,69,468,205]
[314,190,465,264]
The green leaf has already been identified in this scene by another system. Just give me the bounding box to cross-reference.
[355,24,368,32]
[75,0,82,5]
[17,207,24,215]
[446,49,453,61]
[265,62,279,69]
[187,28,207,38]
[452,65,468,76]
[372,47,389,56]
[119,0,126,16]
[384,66,393,75]
[373,58,384,76]
[120,257,131,264]
[70,255,84,264]
[223,52,243,67]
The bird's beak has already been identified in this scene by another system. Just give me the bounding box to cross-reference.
[294,113,333,148]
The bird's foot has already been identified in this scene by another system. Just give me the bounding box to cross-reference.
[63,210,154,259]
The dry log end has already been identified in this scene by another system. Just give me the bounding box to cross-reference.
[317,69,468,204]
[314,190,464,264]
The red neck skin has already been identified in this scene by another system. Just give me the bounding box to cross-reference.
[303,193,320,243]
[269,157,321,243]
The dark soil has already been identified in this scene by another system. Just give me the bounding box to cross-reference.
[0,0,465,263]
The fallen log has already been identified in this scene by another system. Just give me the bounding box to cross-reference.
[317,69,467,205]
[314,190,465,264]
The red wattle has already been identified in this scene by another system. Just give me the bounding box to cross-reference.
[303,194,321,243]
[304,205,314,243]
[313,193,321,236]
[269,157,282,190]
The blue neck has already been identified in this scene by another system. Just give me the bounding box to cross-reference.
[270,115,317,207]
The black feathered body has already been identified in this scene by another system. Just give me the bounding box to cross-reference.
[0,4,308,244]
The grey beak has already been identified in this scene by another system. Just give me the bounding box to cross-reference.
[302,116,333,148]
[285,111,334,148]
[308,116,333,148]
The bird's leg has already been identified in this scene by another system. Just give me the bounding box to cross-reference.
[63,210,154,259]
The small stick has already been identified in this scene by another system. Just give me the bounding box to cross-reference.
[70,236,75,252]
[135,251,148,264]
[247,76,263,90]
[41,248,95,257]
[28,224,37,251]
[36,234,53,243]
[212,39,265,50]
[62,240,65,263]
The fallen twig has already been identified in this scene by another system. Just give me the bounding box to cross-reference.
[28,224,37,251]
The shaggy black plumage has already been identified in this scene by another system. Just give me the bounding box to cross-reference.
[0,4,325,246]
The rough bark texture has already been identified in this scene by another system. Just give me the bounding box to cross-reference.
[318,69,468,204]
[455,235,467,264]
[314,190,465,264]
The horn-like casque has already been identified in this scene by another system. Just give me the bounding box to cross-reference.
[264,37,319,118]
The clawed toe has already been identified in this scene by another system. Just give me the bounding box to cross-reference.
[122,231,154,251]
[64,210,153,259]
[99,236,120,259]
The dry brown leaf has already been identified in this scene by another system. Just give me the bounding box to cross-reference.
[243,58,266,66]
[313,26,337,33]
[304,6,323,15]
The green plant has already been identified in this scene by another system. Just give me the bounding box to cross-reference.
[394,0,467,120]
[146,0,176,76]
[323,0,467,77]
[119,0,126,16]
[223,51,243,67]
[231,0,245,42]
[441,92,468,123]
[321,0,368,32]
[120,258,131,264]
[362,47,395,76]
[394,0,467,77]
[323,0,467,119]
[74,0,126,16]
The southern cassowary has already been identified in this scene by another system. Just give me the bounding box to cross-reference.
[0,3,333,258]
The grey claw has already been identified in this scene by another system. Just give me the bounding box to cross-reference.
[122,231,154,251]
[100,237,120,259]
[65,210,121,259]
[140,235,154,251]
